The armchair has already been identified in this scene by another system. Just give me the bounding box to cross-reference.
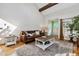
[5,36,17,46]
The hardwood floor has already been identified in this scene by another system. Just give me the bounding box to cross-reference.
[0,40,79,56]
[0,42,24,55]
[73,45,79,56]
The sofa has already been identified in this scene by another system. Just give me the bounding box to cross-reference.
[20,30,45,43]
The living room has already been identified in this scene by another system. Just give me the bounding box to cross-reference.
[0,3,79,56]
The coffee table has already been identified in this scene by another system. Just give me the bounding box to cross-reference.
[35,36,54,50]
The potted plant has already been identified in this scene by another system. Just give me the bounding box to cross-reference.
[73,15,79,34]
[66,20,74,42]
[72,15,79,47]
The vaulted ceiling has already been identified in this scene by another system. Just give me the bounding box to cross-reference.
[36,3,79,19]
[0,3,79,26]
[0,3,79,35]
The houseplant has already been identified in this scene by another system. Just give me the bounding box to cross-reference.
[66,20,74,42]
[72,15,79,47]
[66,15,79,42]
[73,15,79,34]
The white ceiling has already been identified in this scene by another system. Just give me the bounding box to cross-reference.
[35,3,79,19]
[41,3,77,15]
[0,3,79,24]
[35,3,78,15]
[0,3,44,26]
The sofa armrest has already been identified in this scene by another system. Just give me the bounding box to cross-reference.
[20,35,26,42]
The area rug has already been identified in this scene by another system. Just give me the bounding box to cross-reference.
[15,41,72,56]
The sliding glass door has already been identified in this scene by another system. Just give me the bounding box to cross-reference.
[47,20,59,36]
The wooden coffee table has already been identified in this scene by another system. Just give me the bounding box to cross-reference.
[35,36,54,50]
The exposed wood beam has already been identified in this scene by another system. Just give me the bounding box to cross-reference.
[39,3,58,12]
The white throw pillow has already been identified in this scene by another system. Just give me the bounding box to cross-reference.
[28,34,33,36]
[35,31,40,35]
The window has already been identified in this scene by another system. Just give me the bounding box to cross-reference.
[0,18,17,35]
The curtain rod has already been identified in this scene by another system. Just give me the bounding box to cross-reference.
[62,17,73,20]
[60,15,78,20]
[52,17,73,20]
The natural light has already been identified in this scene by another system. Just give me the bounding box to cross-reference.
[0,18,17,35]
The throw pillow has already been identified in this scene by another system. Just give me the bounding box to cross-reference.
[35,31,40,35]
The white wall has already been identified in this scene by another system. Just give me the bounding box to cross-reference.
[0,3,45,36]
